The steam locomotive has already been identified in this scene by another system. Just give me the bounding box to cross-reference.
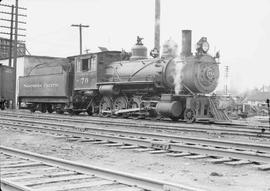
[18,30,228,122]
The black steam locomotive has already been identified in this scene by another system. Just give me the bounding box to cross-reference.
[18,30,228,122]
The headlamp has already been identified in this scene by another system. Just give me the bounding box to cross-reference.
[202,41,209,53]
[196,37,209,54]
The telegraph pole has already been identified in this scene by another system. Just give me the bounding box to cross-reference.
[71,24,89,55]
[12,0,19,109]
[224,65,229,95]
[267,99,270,131]
[154,0,160,55]
[8,5,14,67]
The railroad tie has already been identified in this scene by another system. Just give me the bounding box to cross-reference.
[78,138,96,142]
[166,152,192,157]
[66,137,81,142]
[91,140,109,144]
[184,154,209,159]
[35,179,115,191]
[223,160,253,166]
[206,157,233,164]
[257,164,270,171]
[118,145,140,149]
[148,150,168,154]
[103,143,124,147]
[132,148,155,152]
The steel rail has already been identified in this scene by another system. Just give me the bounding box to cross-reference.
[1,116,270,153]
[2,110,268,130]
[0,112,269,138]
[1,119,270,164]
[0,146,204,191]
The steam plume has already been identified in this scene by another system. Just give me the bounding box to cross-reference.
[173,59,183,95]
[161,38,178,59]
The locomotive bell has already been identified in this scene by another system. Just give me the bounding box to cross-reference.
[130,36,148,61]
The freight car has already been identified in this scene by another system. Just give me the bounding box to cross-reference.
[18,30,229,122]
[0,64,15,110]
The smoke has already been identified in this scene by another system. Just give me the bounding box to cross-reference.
[161,39,183,95]
[161,38,178,59]
[173,59,184,95]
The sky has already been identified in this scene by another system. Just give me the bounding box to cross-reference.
[1,0,270,92]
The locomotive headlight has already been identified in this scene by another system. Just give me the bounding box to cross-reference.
[196,37,209,54]
[202,41,209,53]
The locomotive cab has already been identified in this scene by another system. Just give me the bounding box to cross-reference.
[71,51,122,114]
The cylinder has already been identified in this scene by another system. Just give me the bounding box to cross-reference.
[156,101,183,118]
[181,30,192,57]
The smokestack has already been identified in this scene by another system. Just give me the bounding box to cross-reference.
[181,30,192,57]
[154,0,160,54]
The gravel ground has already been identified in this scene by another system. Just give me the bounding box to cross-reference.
[1,128,270,191]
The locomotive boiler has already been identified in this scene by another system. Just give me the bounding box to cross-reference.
[18,30,228,123]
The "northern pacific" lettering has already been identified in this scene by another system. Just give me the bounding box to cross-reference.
[24,83,59,88]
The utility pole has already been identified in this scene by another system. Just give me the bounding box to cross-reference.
[8,5,14,67]
[154,0,160,55]
[224,65,229,95]
[267,99,270,131]
[71,24,89,55]
[12,0,19,109]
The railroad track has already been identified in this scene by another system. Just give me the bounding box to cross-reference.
[0,110,269,138]
[0,146,203,191]
[1,109,268,131]
[1,116,270,171]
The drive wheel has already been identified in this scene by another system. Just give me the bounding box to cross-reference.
[184,108,196,123]
[113,96,128,112]
[131,96,142,109]
[47,105,53,113]
[88,96,100,115]
[56,110,64,114]
[86,106,93,116]
[0,103,5,110]
[41,104,47,113]
[30,104,36,113]
[99,96,113,115]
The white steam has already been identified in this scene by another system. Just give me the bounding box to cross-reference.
[173,59,184,95]
[161,38,178,59]
[161,38,184,95]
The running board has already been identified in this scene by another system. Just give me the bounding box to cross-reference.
[101,107,150,115]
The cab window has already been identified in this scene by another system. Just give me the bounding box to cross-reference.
[82,58,89,71]
[80,55,97,72]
